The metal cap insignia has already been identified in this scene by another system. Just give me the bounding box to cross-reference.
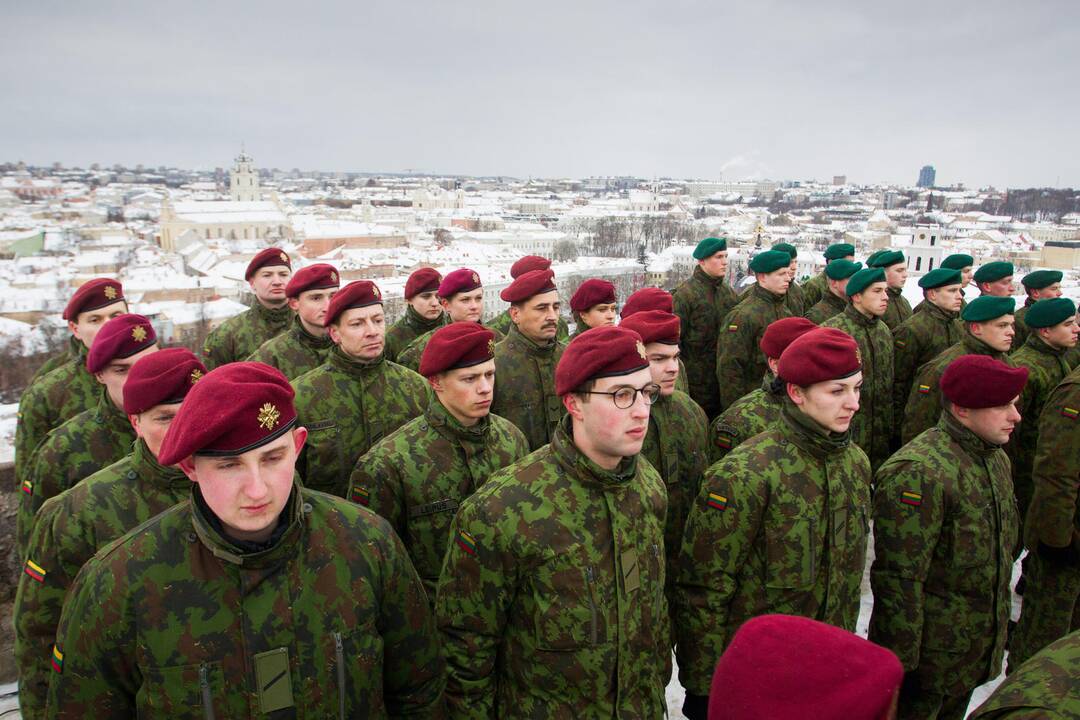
[257,403,281,430]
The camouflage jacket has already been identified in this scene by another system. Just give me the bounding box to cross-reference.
[46,484,445,718]
[292,346,428,498]
[709,374,784,465]
[881,286,913,331]
[202,300,292,370]
[715,284,792,411]
[396,323,504,373]
[913,290,968,315]
[800,270,828,311]
[803,290,846,325]
[384,306,448,362]
[490,325,566,452]
[30,336,82,385]
[14,438,189,719]
[247,314,334,379]
[487,309,569,343]
[1023,365,1080,551]
[892,301,964,431]
[1012,297,1036,350]
[969,629,1080,719]
[17,389,135,558]
[675,401,871,694]
[784,280,808,316]
[347,400,530,601]
[869,411,1018,697]
[901,333,1013,445]
[435,416,669,719]
[1010,334,1074,522]
[673,266,739,418]
[823,304,895,471]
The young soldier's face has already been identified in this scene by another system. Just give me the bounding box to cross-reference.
[442,288,484,323]
[928,284,964,313]
[957,397,1021,446]
[510,290,561,343]
[186,429,307,544]
[959,266,974,287]
[1041,317,1079,350]
[756,268,791,295]
[788,372,862,434]
[699,251,728,279]
[289,287,338,335]
[329,305,386,360]
[854,283,889,318]
[1030,282,1062,300]
[828,277,849,299]
[566,367,654,468]
[980,277,1014,297]
[970,316,1015,352]
[130,402,180,459]
[409,290,443,320]
[250,266,292,306]
[578,303,617,330]
[431,359,495,426]
[644,342,680,396]
[69,300,128,349]
[884,263,908,290]
[96,345,159,410]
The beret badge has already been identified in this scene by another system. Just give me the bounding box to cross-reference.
[257,403,282,431]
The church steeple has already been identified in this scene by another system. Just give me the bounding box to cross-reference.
[230,146,260,202]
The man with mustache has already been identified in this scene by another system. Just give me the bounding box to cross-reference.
[247,263,339,379]
[488,255,570,341]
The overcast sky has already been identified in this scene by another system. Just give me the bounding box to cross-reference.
[2,0,1077,187]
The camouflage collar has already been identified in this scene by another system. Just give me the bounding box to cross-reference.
[132,437,188,488]
[844,302,881,327]
[190,480,306,565]
[69,334,87,360]
[752,283,787,306]
[924,300,960,322]
[507,324,558,357]
[252,300,294,323]
[405,304,447,333]
[1023,332,1070,358]
[551,416,638,488]
[961,332,1008,359]
[96,386,132,430]
[329,344,385,376]
[425,399,489,444]
[938,410,1003,455]
[886,286,905,298]
[693,265,727,288]
[780,399,851,458]
[292,314,333,349]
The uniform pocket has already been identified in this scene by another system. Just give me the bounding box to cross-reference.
[137,661,225,719]
[329,624,384,719]
[764,516,815,590]
[303,422,342,493]
[949,508,992,569]
[532,552,600,651]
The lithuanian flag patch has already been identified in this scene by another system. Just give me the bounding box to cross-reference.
[895,339,907,348]
[706,493,729,511]
[51,645,63,674]
[1061,406,1079,421]
[917,384,931,395]
[351,486,370,506]
[21,480,32,495]
[456,530,477,556]
[900,491,922,507]
[24,559,46,583]
[727,324,739,332]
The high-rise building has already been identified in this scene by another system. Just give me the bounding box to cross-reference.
[917,165,936,188]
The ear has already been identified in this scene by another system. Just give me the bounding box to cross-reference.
[766,357,780,375]
[327,324,341,345]
[287,297,300,312]
[67,320,79,337]
[951,404,971,419]
[128,413,142,436]
[428,374,444,392]
[439,297,451,311]
[562,393,584,421]
[786,382,805,406]
[509,305,521,323]
[178,456,198,480]
[292,426,308,455]
[94,371,107,385]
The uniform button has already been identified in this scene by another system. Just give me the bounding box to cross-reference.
[302,503,313,513]
[126,471,137,480]
[187,532,197,543]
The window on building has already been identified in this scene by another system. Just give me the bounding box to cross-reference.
[928,258,934,270]
[915,257,922,271]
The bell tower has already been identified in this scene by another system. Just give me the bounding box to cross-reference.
[230,145,261,202]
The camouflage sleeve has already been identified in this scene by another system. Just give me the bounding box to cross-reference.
[708,416,739,465]
[16,435,59,559]
[14,382,55,492]
[715,314,754,410]
[685,400,711,505]
[201,325,231,371]
[435,496,517,719]
[347,441,406,538]
[673,288,694,361]
[868,460,943,670]
[396,340,423,373]
[891,323,921,421]
[674,453,767,695]
[1024,383,1080,549]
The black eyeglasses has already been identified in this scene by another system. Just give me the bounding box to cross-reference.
[582,383,662,409]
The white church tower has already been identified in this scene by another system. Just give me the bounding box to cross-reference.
[230,146,261,202]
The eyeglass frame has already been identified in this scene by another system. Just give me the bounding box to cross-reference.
[579,382,662,409]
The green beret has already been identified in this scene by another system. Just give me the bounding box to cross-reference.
[961,296,1016,322]
[772,242,797,259]
[973,261,1014,284]
[869,250,905,268]
[825,259,862,281]
[941,253,974,270]
[845,267,887,296]
[693,237,728,260]
[1021,269,1063,290]
[918,268,962,290]
[824,243,855,261]
[749,250,792,274]
[865,250,885,266]
[1025,297,1076,328]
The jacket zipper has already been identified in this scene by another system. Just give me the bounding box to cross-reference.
[199,664,215,720]
[334,631,346,720]
[651,543,665,624]
[585,566,599,645]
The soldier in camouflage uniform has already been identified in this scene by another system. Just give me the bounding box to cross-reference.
[292,280,428,497]
[715,249,793,410]
[891,268,965,446]
[436,326,669,718]
[1014,269,1064,349]
[622,286,690,394]
[973,630,1080,719]
[202,247,294,369]
[901,296,1017,444]
[490,269,567,451]
[347,323,529,602]
[487,255,570,341]
[672,237,739,419]
[974,260,1016,299]
[247,263,339,378]
[913,253,974,314]
[676,327,871,719]
[868,250,913,331]
[568,277,617,335]
[17,314,158,557]
[772,242,808,315]
[823,267,894,470]
[46,362,445,718]
[803,258,860,324]
[800,242,855,311]
[14,348,205,720]
[14,279,127,492]
[709,316,818,463]
[870,355,1024,720]
[383,267,447,361]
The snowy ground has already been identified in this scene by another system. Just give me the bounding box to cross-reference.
[0,404,16,467]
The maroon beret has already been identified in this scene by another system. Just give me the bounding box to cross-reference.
[324,280,383,327]
[556,326,649,396]
[245,247,292,281]
[86,314,158,374]
[439,268,483,298]
[123,347,207,415]
[570,279,617,312]
[404,267,442,299]
[621,287,673,318]
[778,327,860,387]
[511,255,551,278]
[941,355,1028,409]
[63,278,125,321]
[157,362,297,466]
[419,323,496,377]
[500,269,558,304]
[708,614,903,720]
[760,317,819,359]
[619,310,680,345]
[285,263,339,298]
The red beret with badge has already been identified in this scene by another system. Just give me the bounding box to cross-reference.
[570,279,617,313]
[157,362,298,466]
[500,269,557,304]
[510,255,551,279]
[245,247,292,281]
[555,325,650,396]
[285,263,339,298]
[618,310,680,346]
[439,268,483,299]
[404,267,442,299]
[419,323,496,377]
[760,317,819,360]
[621,287,674,319]
[778,327,861,387]
[86,314,158,374]
[123,347,207,415]
[941,355,1028,409]
[63,278,125,321]
[323,280,383,327]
